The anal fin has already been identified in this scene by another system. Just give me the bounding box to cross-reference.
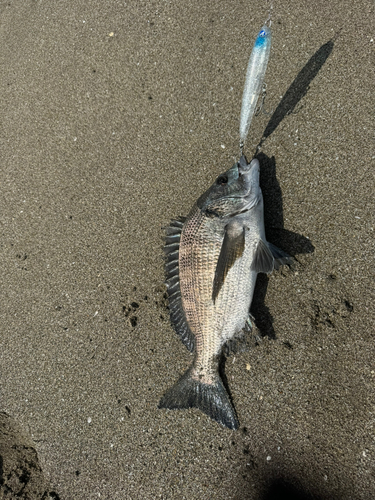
[222,314,254,356]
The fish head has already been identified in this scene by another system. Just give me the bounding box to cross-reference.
[197,155,261,217]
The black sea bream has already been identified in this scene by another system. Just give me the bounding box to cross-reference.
[159,155,292,430]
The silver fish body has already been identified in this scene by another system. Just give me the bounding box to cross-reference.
[159,156,291,429]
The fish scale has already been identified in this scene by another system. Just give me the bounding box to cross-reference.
[180,206,252,378]
[159,156,293,429]
[179,209,219,383]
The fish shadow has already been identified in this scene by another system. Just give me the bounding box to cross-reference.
[250,152,314,340]
[220,152,313,403]
[248,39,335,338]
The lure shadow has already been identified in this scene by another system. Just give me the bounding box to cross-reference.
[250,153,314,340]
[258,39,334,147]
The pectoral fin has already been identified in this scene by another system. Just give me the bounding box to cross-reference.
[268,242,293,270]
[251,238,274,273]
[212,222,245,303]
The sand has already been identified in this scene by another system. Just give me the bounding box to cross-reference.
[0,0,374,498]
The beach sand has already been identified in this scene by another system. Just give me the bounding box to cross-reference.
[0,0,374,498]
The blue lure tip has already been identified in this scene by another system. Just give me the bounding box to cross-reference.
[255,34,267,48]
[254,26,270,48]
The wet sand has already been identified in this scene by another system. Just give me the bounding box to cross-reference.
[0,1,374,498]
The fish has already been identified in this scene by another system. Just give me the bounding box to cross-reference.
[159,155,292,430]
[240,24,272,150]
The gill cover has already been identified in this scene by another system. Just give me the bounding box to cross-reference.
[197,156,261,217]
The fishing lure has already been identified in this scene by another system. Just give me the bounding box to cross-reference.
[239,23,272,151]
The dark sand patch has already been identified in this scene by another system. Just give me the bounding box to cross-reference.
[0,412,58,499]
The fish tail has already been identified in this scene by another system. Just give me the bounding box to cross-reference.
[158,368,239,430]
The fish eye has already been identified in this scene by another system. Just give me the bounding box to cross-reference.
[259,29,266,37]
[216,175,228,185]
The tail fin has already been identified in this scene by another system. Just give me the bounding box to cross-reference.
[158,369,239,430]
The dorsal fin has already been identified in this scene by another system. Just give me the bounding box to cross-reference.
[164,218,195,352]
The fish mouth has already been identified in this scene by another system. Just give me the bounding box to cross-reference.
[238,156,260,196]
[222,156,260,217]
[233,156,260,212]
[238,155,259,177]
